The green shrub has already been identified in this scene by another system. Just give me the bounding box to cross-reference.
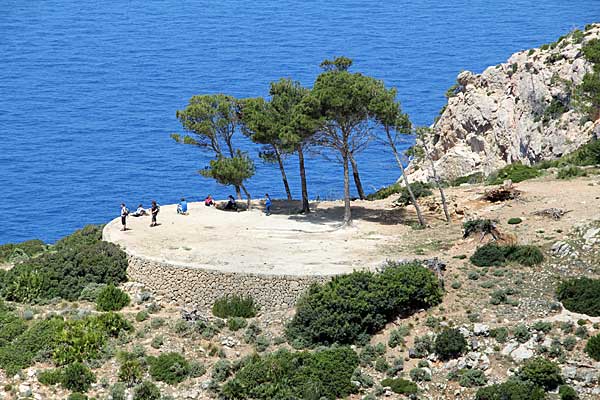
[517,357,563,390]
[388,325,410,348]
[558,166,587,180]
[451,368,487,387]
[559,384,579,400]
[286,261,442,346]
[409,367,431,381]
[394,182,433,206]
[490,327,509,343]
[119,358,144,386]
[434,328,467,360]
[367,183,402,200]
[134,381,160,400]
[147,352,190,384]
[380,378,418,395]
[1,225,128,302]
[531,321,552,333]
[450,172,484,186]
[96,284,130,312]
[110,382,126,400]
[412,335,434,358]
[513,324,531,343]
[220,347,359,400]
[78,283,107,302]
[584,333,600,361]
[507,217,522,225]
[463,219,497,238]
[67,393,87,400]
[471,243,544,267]
[61,362,96,392]
[557,278,600,316]
[374,357,389,373]
[227,317,248,331]
[211,359,232,382]
[150,335,163,349]
[212,295,257,318]
[487,163,540,185]
[475,380,545,400]
[0,239,46,263]
[136,311,149,322]
[189,361,206,378]
[38,368,63,386]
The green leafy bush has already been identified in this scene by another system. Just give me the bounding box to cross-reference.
[147,352,190,384]
[96,284,130,311]
[559,384,579,400]
[434,328,467,360]
[221,347,359,400]
[367,183,402,200]
[135,311,149,322]
[394,182,433,206]
[557,166,587,180]
[556,277,600,316]
[517,357,563,390]
[507,217,522,225]
[409,367,431,381]
[487,163,540,185]
[61,362,96,392]
[471,243,544,267]
[286,261,442,346]
[227,317,248,331]
[0,239,46,263]
[134,381,161,400]
[450,172,484,186]
[450,368,488,387]
[380,378,417,395]
[475,380,545,400]
[118,357,144,386]
[78,283,107,302]
[584,333,600,361]
[212,295,257,318]
[211,359,232,382]
[38,368,63,386]
[1,225,128,302]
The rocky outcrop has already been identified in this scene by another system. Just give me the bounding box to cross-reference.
[407,24,600,182]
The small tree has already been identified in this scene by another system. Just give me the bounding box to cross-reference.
[414,127,451,222]
[200,151,255,209]
[172,94,245,199]
[370,87,426,227]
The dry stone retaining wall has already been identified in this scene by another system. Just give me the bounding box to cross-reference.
[127,255,333,311]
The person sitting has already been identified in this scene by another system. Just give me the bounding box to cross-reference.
[224,195,238,211]
[131,204,147,217]
[204,194,215,207]
[177,198,188,215]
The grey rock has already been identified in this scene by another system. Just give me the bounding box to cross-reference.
[473,323,490,336]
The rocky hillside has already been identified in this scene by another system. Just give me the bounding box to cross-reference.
[407,24,600,182]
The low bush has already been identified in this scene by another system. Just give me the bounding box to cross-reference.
[366,183,402,200]
[409,367,431,381]
[67,393,87,400]
[584,333,600,361]
[475,379,545,400]
[96,284,130,312]
[0,239,46,263]
[61,362,96,392]
[471,243,544,267]
[38,368,63,386]
[78,283,107,302]
[559,384,579,400]
[556,277,600,316]
[412,335,434,358]
[388,325,410,348]
[537,139,600,169]
[450,368,487,387]
[147,352,190,384]
[227,317,248,331]
[434,328,467,360]
[450,172,484,186]
[286,261,442,346]
[211,359,232,382]
[513,324,531,343]
[1,225,128,303]
[118,357,144,386]
[212,295,257,318]
[558,166,587,180]
[134,381,161,400]
[517,357,563,390]
[507,217,522,225]
[463,219,497,239]
[394,182,433,206]
[220,347,359,400]
[487,163,540,185]
[380,378,418,395]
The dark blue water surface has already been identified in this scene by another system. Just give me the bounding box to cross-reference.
[0,1,597,243]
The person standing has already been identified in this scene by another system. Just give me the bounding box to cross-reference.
[150,200,160,227]
[264,193,272,216]
[120,203,129,231]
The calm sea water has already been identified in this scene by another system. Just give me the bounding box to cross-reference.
[0,1,597,243]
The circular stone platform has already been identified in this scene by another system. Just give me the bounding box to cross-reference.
[103,201,397,310]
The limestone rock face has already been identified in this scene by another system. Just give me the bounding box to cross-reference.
[407,25,600,182]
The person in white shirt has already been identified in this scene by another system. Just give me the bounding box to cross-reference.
[120,203,129,231]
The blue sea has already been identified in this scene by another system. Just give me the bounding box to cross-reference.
[0,1,597,243]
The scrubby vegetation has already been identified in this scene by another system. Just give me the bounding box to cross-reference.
[0,240,46,263]
[96,284,130,311]
[584,333,600,361]
[212,295,257,318]
[221,347,359,400]
[0,225,128,303]
[470,243,544,267]
[557,165,587,180]
[507,217,522,225]
[487,163,540,185]
[366,183,402,200]
[450,172,484,186]
[285,261,442,346]
[434,328,467,360]
[475,379,546,400]
[147,352,190,384]
[517,357,563,390]
[556,277,600,316]
[394,182,433,206]
[380,378,418,395]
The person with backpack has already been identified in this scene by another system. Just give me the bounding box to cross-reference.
[150,200,160,227]
[120,203,129,231]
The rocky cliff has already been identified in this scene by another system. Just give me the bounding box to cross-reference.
[407,24,600,182]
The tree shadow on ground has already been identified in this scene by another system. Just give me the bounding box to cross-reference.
[285,203,417,227]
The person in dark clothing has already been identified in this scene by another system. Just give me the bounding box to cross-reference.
[150,200,160,227]
[120,203,129,231]
[264,193,272,216]
[224,195,238,211]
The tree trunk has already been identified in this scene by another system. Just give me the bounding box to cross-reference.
[274,145,292,201]
[297,144,310,213]
[349,152,366,200]
[421,139,450,222]
[385,128,426,227]
[342,151,352,226]
[235,185,242,200]
[240,184,251,210]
